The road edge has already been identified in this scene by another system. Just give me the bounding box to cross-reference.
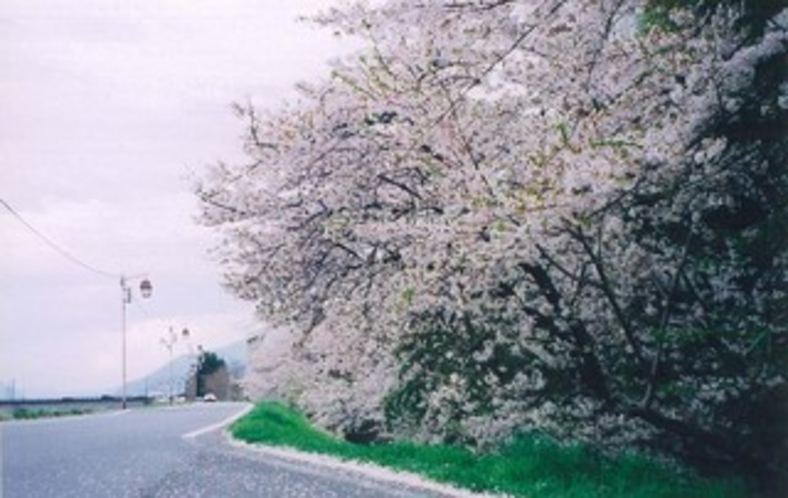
[224,431,509,498]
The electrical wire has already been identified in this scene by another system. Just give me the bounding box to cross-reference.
[0,197,120,280]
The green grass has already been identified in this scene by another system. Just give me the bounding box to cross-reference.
[231,401,745,498]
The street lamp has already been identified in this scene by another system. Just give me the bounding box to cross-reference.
[140,279,152,299]
[161,326,189,404]
[160,327,176,404]
[120,275,152,410]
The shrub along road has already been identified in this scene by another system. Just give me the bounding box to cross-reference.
[1,402,457,497]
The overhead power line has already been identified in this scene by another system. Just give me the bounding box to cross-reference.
[0,197,119,279]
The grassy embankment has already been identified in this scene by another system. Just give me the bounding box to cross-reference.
[0,407,93,421]
[230,401,744,498]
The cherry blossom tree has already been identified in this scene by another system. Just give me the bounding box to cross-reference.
[195,0,787,487]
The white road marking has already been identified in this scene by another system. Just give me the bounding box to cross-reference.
[227,434,508,497]
[182,403,254,439]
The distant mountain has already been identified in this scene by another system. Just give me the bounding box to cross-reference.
[123,339,248,397]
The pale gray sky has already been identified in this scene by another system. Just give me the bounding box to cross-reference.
[0,0,353,398]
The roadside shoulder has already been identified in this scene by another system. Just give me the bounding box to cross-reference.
[224,432,508,498]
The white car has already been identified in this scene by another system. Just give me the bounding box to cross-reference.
[202,393,217,402]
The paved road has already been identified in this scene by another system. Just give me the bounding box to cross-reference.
[1,402,452,498]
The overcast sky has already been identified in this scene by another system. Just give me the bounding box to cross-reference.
[0,0,353,398]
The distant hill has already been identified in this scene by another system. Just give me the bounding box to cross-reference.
[122,339,247,397]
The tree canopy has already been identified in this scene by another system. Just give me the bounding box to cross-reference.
[197,351,226,378]
[195,0,787,491]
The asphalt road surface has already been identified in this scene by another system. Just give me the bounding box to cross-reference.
[1,402,456,498]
